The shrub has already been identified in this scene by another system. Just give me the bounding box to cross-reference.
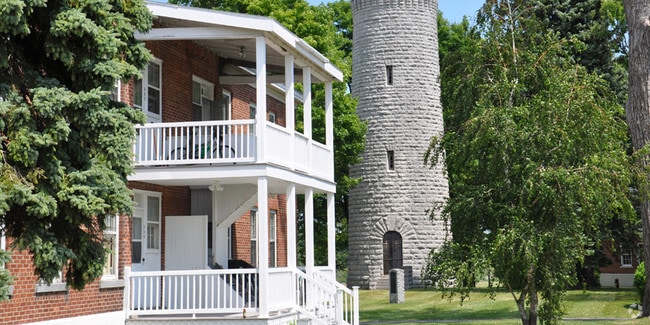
[634,262,645,303]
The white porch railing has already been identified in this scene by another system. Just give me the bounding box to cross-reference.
[295,269,359,325]
[124,268,258,318]
[124,267,359,325]
[133,120,255,166]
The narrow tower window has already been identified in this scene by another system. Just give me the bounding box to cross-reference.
[387,150,395,170]
[386,65,393,85]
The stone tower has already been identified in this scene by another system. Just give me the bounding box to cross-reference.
[347,0,449,289]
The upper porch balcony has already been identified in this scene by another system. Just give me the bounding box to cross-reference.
[132,118,334,184]
[130,2,341,190]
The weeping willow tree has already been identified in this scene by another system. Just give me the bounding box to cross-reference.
[425,1,636,324]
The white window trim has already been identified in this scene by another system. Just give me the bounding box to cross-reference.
[100,214,124,289]
[135,58,163,123]
[250,209,257,267]
[621,249,633,268]
[270,210,277,267]
[111,80,121,102]
[35,271,66,293]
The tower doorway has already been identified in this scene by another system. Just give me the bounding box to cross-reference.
[383,231,403,274]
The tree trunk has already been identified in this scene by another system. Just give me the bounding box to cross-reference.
[623,0,650,317]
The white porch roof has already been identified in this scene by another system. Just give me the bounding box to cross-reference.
[139,2,343,84]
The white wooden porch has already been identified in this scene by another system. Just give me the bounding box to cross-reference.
[124,267,359,325]
[132,119,334,184]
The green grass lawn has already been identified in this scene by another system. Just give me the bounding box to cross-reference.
[359,288,650,324]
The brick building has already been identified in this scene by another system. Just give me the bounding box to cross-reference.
[1,3,357,325]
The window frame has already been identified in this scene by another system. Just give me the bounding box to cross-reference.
[621,249,633,268]
[134,58,163,123]
[192,75,215,121]
[269,210,277,267]
[250,209,257,267]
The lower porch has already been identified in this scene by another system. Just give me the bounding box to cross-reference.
[124,267,359,325]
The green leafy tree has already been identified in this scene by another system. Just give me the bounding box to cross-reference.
[0,0,152,295]
[169,0,365,269]
[425,1,636,324]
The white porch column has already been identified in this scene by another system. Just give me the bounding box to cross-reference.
[303,68,312,175]
[285,55,295,169]
[303,67,312,140]
[287,184,297,268]
[325,81,334,180]
[212,187,229,268]
[255,36,267,163]
[327,192,336,272]
[305,188,314,276]
[257,177,269,317]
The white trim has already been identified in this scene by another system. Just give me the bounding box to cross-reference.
[23,311,125,325]
[142,2,343,82]
[135,59,163,123]
[128,163,337,193]
[101,214,120,281]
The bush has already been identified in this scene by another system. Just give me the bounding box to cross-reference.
[634,262,645,303]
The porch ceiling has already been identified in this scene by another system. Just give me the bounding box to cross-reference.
[141,2,343,83]
[129,164,336,194]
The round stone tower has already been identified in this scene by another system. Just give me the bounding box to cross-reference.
[347,0,449,289]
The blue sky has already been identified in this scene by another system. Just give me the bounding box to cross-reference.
[306,0,484,23]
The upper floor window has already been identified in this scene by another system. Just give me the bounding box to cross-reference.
[134,59,162,123]
[219,90,232,121]
[192,76,215,121]
[268,112,277,124]
[387,150,395,171]
[386,65,394,85]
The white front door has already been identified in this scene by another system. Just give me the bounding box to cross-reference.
[165,215,208,270]
[132,191,161,272]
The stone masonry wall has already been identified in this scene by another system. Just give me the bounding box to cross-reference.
[348,0,449,289]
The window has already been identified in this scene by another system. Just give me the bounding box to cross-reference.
[110,80,121,102]
[227,226,232,260]
[1,224,5,268]
[386,65,393,85]
[103,215,119,279]
[621,249,633,267]
[269,210,277,267]
[146,196,160,250]
[250,103,256,133]
[387,150,395,171]
[36,271,66,293]
[134,59,162,123]
[192,76,215,121]
[268,112,276,124]
[250,210,257,266]
[218,90,232,121]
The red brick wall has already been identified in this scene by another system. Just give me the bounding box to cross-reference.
[600,242,640,275]
[230,194,288,267]
[0,215,130,325]
[226,84,287,127]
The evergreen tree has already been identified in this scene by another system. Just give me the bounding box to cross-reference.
[0,0,152,295]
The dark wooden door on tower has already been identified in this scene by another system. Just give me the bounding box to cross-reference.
[383,231,403,274]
